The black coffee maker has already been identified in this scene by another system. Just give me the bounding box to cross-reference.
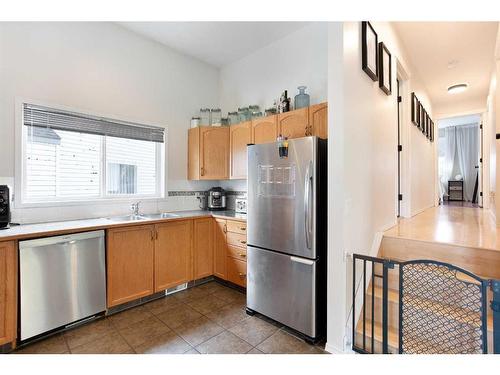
[0,185,11,229]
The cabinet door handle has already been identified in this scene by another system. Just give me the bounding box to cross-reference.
[240,240,247,245]
[238,253,246,258]
[200,167,205,176]
[239,226,246,231]
[223,224,227,233]
[238,272,246,278]
[155,230,159,240]
[151,230,155,241]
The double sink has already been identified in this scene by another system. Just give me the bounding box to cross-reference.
[106,212,180,222]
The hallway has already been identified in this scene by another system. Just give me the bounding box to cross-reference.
[384,205,499,252]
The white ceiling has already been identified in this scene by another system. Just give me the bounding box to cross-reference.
[118,22,309,67]
[393,22,498,115]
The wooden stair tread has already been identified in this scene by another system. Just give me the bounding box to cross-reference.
[366,285,494,331]
[355,319,399,351]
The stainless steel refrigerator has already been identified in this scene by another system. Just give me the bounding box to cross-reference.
[246,136,327,342]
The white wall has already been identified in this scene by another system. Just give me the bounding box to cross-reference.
[219,22,328,118]
[0,22,220,223]
[218,23,328,192]
[326,21,436,354]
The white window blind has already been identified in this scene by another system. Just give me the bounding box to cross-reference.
[22,103,164,204]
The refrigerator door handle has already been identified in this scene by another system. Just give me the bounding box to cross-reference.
[290,256,315,266]
[304,161,313,249]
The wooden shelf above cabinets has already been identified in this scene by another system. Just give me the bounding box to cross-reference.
[188,102,327,181]
[188,126,230,180]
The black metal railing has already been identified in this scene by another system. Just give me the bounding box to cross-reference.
[351,254,500,354]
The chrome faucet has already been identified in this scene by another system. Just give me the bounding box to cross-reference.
[131,202,140,216]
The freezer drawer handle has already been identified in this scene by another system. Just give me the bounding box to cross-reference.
[290,256,314,266]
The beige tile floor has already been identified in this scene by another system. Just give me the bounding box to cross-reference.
[15,281,325,354]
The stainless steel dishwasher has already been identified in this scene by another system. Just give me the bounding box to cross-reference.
[19,230,106,341]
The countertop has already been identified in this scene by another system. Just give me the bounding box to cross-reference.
[0,210,246,242]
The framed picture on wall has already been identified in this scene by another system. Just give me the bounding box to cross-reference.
[416,99,421,128]
[420,105,426,133]
[430,120,434,142]
[421,107,427,135]
[426,113,431,138]
[361,21,378,81]
[378,42,392,95]
[411,93,419,125]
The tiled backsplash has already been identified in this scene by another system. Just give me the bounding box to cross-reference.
[9,189,247,224]
[167,190,247,210]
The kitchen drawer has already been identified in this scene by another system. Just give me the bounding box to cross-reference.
[227,232,247,248]
[227,245,247,261]
[226,257,247,288]
[227,220,246,235]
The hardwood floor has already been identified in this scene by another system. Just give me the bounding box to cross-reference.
[384,205,499,252]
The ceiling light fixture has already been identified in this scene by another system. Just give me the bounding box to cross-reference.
[447,83,468,94]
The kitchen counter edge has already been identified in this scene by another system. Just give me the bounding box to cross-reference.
[0,210,246,242]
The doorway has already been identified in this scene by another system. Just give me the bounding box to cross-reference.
[397,78,402,217]
[437,114,481,207]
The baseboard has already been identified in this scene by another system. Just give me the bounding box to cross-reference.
[325,342,352,354]
[410,204,434,218]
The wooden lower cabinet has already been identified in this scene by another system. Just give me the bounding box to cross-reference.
[0,241,17,346]
[106,225,155,307]
[193,218,214,279]
[213,219,227,279]
[226,257,247,288]
[155,220,193,292]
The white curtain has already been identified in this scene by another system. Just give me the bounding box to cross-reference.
[456,124,479,201]
[439,127,457,201]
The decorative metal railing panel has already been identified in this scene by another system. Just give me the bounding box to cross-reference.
[351,254,499,354]
[399,261,487,354]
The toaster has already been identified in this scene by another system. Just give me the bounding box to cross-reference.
[235,195,247,214]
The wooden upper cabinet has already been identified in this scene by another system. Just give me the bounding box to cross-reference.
[155,220,193,292]
[213,219,227,279]
[0,241,16,346]
[230,121,251,179]
[106,225,155,307]
[188,126,229,180]
[193,218,214,279]
[309,102,328,139]
[278,107,309,139]
[251,115,278,144]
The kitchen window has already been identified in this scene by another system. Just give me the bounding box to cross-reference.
[20,103,165,205]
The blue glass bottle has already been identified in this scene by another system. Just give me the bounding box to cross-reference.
[294,86,310,109]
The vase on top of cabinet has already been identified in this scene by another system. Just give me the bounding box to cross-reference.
[294,86,310,109]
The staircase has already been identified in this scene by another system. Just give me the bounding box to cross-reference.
[353,234,499,354]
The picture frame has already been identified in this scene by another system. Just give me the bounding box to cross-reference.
[421,108,427,134]
[378,42,392,95]
[416,100,421,128]
[425,114,431,140]
[430,120,434,142]
[420,104,426,132]
[361,21,378,81]
[411,93,419,125]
